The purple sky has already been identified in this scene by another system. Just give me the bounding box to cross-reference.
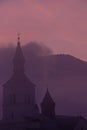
[0,0,87,60]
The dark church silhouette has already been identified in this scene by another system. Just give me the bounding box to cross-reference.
[41,88,55,118]
[3,36,39,121]
[0,37,87,130]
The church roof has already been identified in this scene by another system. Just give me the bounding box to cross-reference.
[3,72,35,87]
[56,115,87,130]
[24,114,87,130]
[41,89,55,106]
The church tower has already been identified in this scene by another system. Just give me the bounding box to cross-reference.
[3,36,37,121]
[41,89,55,118]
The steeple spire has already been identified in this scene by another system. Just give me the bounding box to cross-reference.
[13,35,25,74]
[42,89,55,105]
[41,89,55,117]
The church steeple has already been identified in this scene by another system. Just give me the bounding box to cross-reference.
[3,36,37,121]
[41,89,55,117]
[13,35,25,74]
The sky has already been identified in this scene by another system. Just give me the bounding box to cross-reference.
[0,0,87,60]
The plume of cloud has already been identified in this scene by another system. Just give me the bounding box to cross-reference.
[23,42,53,57]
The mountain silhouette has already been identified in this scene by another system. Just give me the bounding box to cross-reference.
[26,54,87,80]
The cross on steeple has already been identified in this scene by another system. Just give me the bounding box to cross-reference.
[17,33,20,45]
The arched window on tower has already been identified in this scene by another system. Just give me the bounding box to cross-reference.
[9,95,12,104]
[25,95,30,104]
[13,94,16,104]
[28,96,30,104]
[11,112,14,120]
[9,94,16,105]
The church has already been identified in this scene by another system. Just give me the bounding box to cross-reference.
[0,37,87,130]
[3,36,39,121]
